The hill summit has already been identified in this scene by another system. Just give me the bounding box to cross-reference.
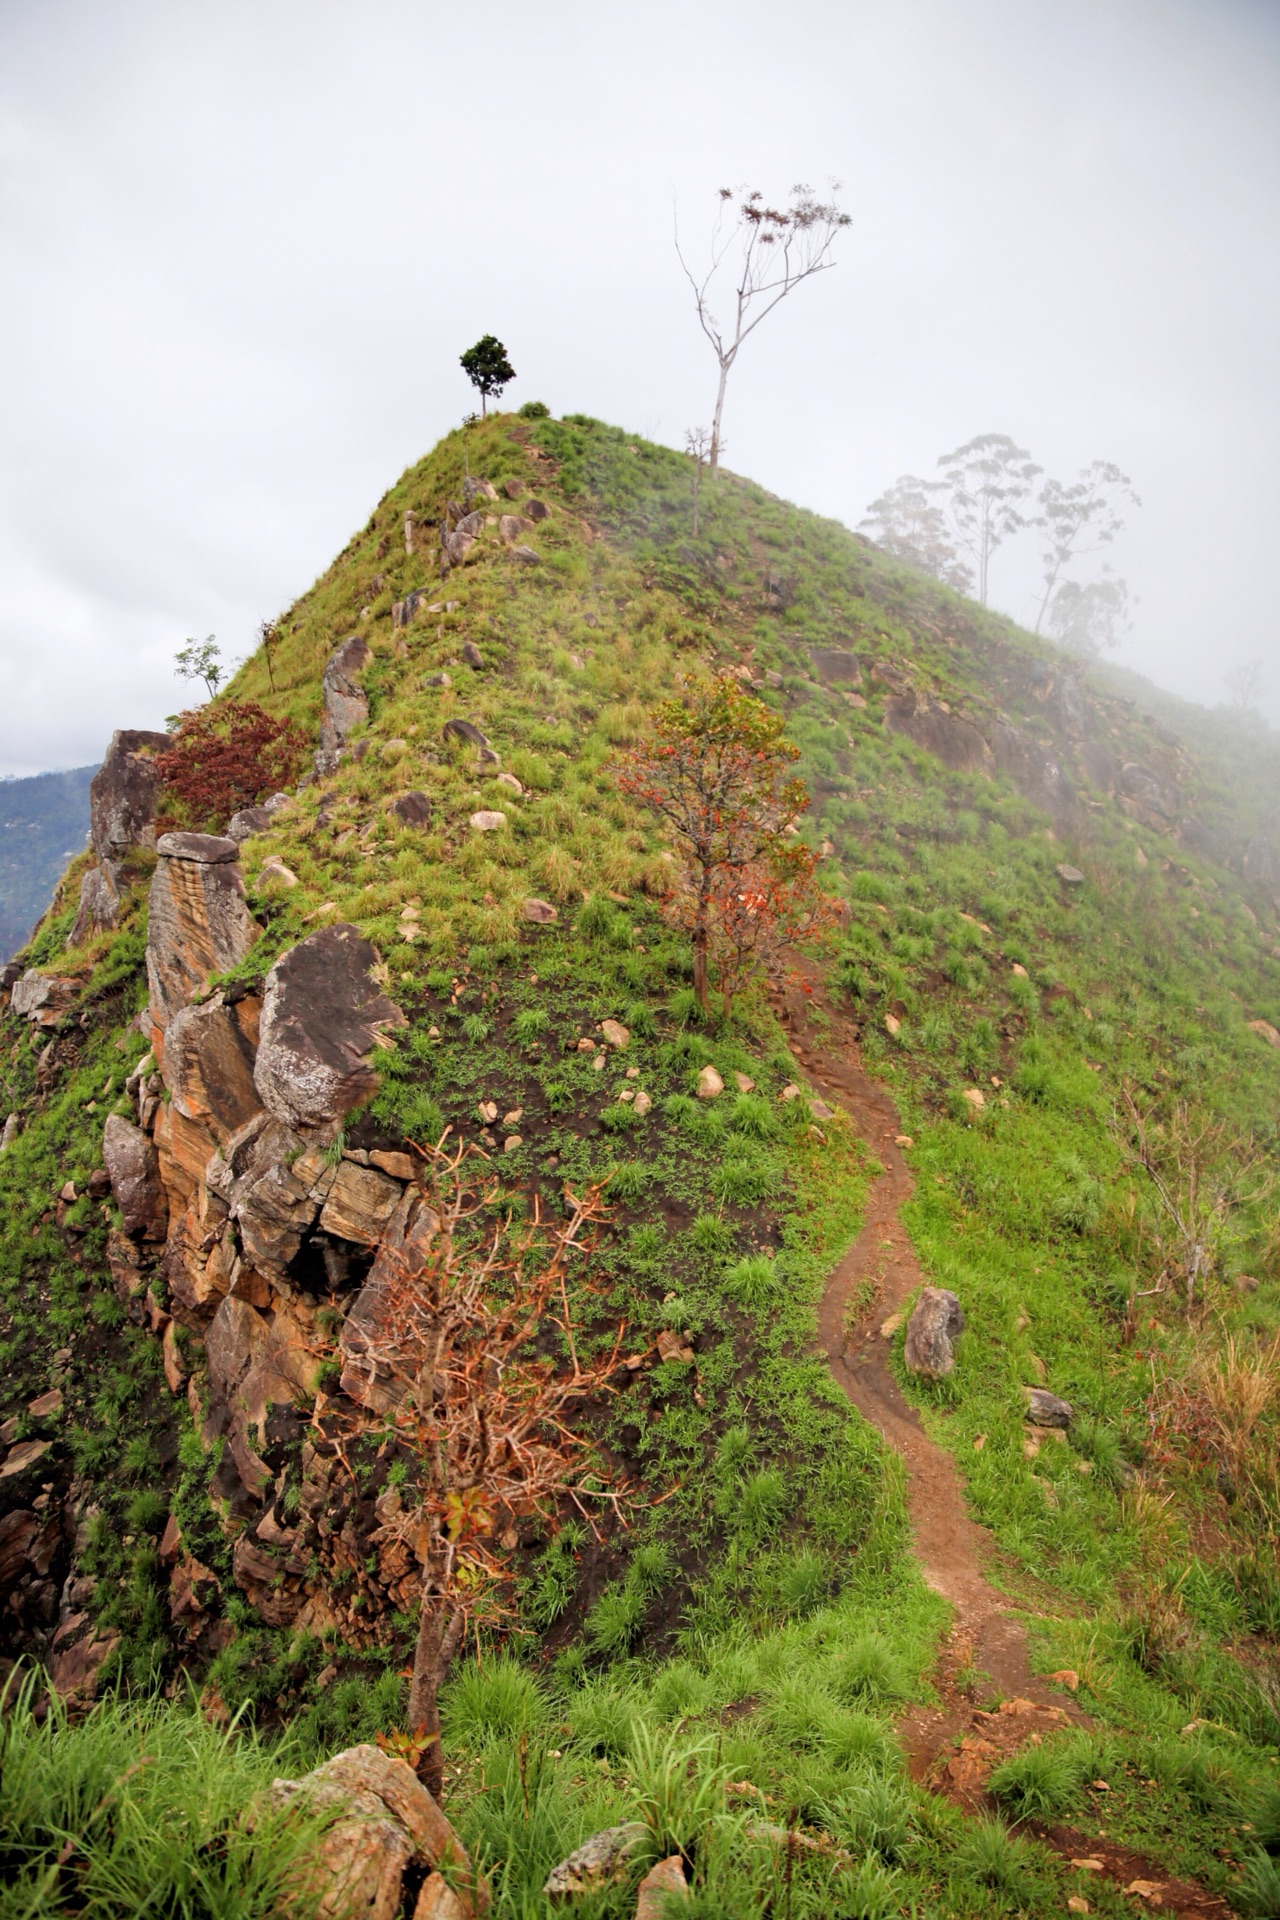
[1,412,1279,1918]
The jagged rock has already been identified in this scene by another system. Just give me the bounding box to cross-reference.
[443,718,490,750]
[90,728,171,859]
[71,860,122,943]
[544,1824,648,1902]
[522,898,557,924]
[227,805,273,842]
[340,1194,439,1408]
[885,692,990,774]
[9,970,76,1027]
[809,647,862,683]
[146,834,261,1033]
[266,1744,485,1920]
[390,791,433,829]
[103,1113,168,1240]
[636,1857,690,1917]
[904,1287,965,1380]
[254,924,406,1130]
[696,1065,723,1099]
[1024,1386,1074,1427]
[318,635,371,765]
[319,1161,403,1245]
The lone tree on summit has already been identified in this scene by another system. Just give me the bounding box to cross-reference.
[460,334,515,416]
[676,183,850,476]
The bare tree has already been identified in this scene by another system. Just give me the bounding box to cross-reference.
[676,184,851,477]
[859,475,973,590]
[335,1140,621,1799]
[1033,460,1140,634]
[936,434,1041,607]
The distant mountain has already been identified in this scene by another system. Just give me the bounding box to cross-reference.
[0,765,94,959]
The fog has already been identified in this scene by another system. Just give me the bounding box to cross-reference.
[1,0,1277,776]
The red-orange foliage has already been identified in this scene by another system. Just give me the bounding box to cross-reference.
[155,701,308,833]
[334,1139,623,1798]
[617,674,832,1012]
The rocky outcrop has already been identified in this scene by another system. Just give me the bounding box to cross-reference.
[316,635,370,775]
[103,1113,168,1240]
[146,835,261,1033]
[904,1287,964,1380]
[254,924,405,1130]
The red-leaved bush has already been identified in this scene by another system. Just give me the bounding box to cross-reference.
[156,701,308,833]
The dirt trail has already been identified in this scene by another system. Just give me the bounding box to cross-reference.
[770,971,1232,1917]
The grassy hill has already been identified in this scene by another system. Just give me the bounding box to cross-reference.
[0,764,93,960]
[1,412,1279,1918]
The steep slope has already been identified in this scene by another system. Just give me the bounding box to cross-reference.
[2,412,1279,1918]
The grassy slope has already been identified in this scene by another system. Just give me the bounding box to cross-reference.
[2,412,1280,1915]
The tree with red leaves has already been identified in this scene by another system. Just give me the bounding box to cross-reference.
[618,674,826,1014]
[156,701,308,833]
[334,1139,621,1799]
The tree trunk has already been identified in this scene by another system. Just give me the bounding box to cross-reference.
[709,359,730,478]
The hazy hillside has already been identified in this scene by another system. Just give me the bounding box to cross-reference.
[1,414,1278,1919]
[0,765,93,959]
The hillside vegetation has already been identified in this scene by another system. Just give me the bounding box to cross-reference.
[1,412,1279,1918]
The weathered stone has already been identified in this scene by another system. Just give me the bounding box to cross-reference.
[341,1193,439,1410]
[636,1856,690,1918]
[254,925,406,1130]
[1024,1386,1074,1428]
[227,806,273,842]
[443,718,490,750]
[318,635,371,761]
[696,1065,723,1099]
[147,835,261,1032]
[319,1161,403,1245]
[71,860,122,944]
[10,970,76,1026]
[543,1824,648,1902]
[267,1745,484,1920]
[600,1020,631,1049]
[470,811,506,832]
[390,791,433,829]
[884,692,990,774]
[522,898,558,924]
[903,1287,965,1380]
[103,1113,168,1239]
[90,729,171,860]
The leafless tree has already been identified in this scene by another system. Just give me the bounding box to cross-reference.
[676,184,851,477]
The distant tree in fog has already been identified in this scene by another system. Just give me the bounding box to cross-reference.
[1046,571,1131,658]
[859,475,973,590]
[936,433,1041,607]
[1033,461,1140,634]
[1224,658,1267,719]
[676,183,851,478]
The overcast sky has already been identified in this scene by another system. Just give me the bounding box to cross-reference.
[1,0,1277,778]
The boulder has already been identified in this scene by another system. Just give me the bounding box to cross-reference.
[1024,1386,1073,1428]
[266,1744,485,1920]
[227,806,273,842]
[318,635,370,763]
[254,924,406,1130]
[522,898,558,924]
[71,860,122,943]
[636,1857,690,1918]
[390,791,433,829]
[103,1113,168,1240]
[544,1824,648,1903]
[146,835,261,1032]
[884,693,990,775]
[89,728,171,860]
[903,1287,965,1380]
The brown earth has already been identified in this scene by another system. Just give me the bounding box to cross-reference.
[770,966,1230,1918]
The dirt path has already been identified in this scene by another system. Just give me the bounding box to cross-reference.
[770,971,1233,1917]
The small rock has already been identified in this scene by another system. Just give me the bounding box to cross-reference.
[962,1087,986,1110]
[543,1823,648,1902]
[904,1287,965,1380]
[636,1856,690,1917]
[884,1014,901,1036]
[27,1388,63,1419]
[469,811,507,832]
[1056,863,1086,885]
[633,1091,652,1117]
[696,1065,723,1099]
[600,1019,631,1049]
[733,1072,755,1093]
[522,899,558,924]
[1023,1386,1074,1428]
[258,855,299,889]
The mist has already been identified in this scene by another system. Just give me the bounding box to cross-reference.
[1,0,1277,776]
